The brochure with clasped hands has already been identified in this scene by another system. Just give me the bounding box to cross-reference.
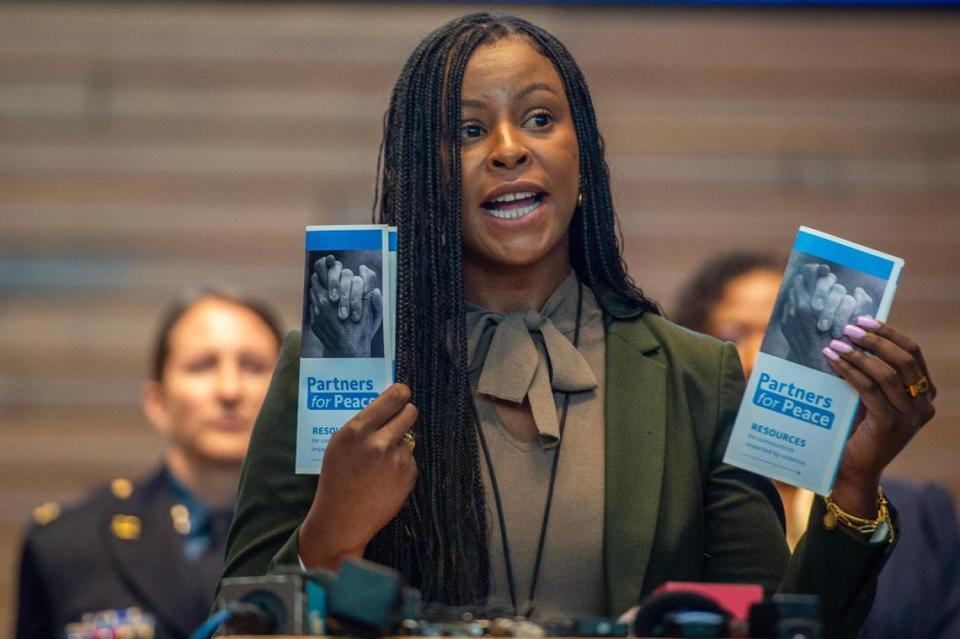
[296,225,397,474]
[723,227,904,495]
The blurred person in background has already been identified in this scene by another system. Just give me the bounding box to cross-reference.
[674,250,960,639]
[15,291,283,639]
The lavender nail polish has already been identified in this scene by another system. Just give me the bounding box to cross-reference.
[843,324,867,340]
[857,316,882,330]
[822,347,840,362]
[830,339,853,354]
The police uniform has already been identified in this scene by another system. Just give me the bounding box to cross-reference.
[16,467,232,639]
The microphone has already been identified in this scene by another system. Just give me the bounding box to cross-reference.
[223,599,283,635]
[219,573,308,635]
[632,590,731,637]
[622,582,821,639]
[213,557,406,636]
[326,557,404,636]
[749,594,821,639]
[625,581,764,637]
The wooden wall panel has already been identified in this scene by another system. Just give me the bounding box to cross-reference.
[2,3,958,634]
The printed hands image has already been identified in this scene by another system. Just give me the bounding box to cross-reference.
[308,254,383,358]
[779,262,875,374]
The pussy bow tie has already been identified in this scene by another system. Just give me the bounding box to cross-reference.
[467,307,598,439]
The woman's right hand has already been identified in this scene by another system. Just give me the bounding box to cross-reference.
[298,383,418,570]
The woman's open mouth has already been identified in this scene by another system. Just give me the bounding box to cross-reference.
[482,191,546,220]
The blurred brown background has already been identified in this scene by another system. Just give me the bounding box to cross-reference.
[2,2,958,635]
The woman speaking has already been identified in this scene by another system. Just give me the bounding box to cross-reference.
[222,14,936,637]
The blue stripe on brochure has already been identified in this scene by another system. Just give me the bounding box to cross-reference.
[306,229,383,251]
[794,232,894,280]
[388,230,397,251]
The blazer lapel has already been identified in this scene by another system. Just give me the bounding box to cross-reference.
[603,315,666,616]
[101,470,194,639]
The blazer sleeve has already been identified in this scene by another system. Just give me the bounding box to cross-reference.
[222,331,316,579]
[701,342,791,590]
[784,499,893,638]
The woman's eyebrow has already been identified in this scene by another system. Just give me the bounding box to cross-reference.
[460,82,559,109]
[461,97,486,109]
[514,82,557,101]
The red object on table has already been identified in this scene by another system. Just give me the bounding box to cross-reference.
[651,581,764,621]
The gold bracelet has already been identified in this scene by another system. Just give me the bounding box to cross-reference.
[822,486,895,544]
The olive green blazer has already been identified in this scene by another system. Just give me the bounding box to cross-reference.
[223,309,890,638]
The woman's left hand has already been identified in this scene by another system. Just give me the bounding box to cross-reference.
[825,318,936,515]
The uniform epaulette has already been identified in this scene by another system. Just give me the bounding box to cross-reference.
[110,478,134,500]
[32,502,61,526]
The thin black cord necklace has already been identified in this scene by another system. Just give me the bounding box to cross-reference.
[473,279,584,617]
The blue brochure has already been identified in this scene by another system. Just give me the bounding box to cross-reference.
[296,225,392,474]
[723,227,904,495]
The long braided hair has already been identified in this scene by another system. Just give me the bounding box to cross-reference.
[367,13,658,605]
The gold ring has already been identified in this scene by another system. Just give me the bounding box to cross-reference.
[906,376,930,398]
[402,431,416,452]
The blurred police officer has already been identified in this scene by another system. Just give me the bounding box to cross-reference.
[16,291,283,639]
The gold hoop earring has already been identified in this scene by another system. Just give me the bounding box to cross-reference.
[577,192,584,209]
